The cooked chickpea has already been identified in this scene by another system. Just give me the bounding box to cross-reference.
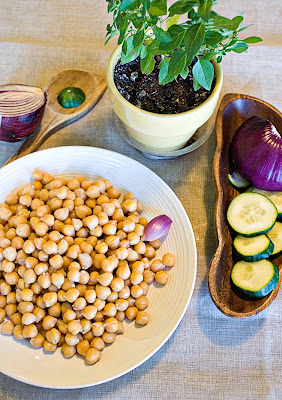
[23,269,36,284]
[43,292,57,307]
[22,324,38,338]
[1,320,14,335]
[102,331,116,344]
[115,247,129,261]
[100,257,116,273]
[90,337,105,351]
[150,259,164,273]
[30,333,45,348]
[42,315,57,330]
[43,340,57,352]
[81,305,97,320]
[93,310,104,322]
[34,222,48,237]
[16,224,30,238]
[155,270,169,285]
[104,317,119,333]
[131,285,143,299]
[135,311,149,326]
[3,246,17,262]
[65,333,79,346]
[73,297,87,311]
[49,254,63,270]
[144,244,156,258]
[33,307,46,323]
[50,272,64,289]
[143,270,155,284]
[84,289,96,304]
[62,343,76,358]
[13,324,24,339]
[2,260,15,273]
[80,319,92,334]
[11,236,24,250]
[125,306,138,321]
[48,302,61,318]
[65,288,80,303]
[118,286,130,300]
[22,312,37,325]
[85,348,101,365]
[0,308,6,322]
[115,299,129,312]
[110,277,124,292]
[46,328,61,344]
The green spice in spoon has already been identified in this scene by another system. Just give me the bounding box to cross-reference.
[57,87,85,108]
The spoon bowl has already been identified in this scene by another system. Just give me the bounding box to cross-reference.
[208,93,282,318]
[5,69,107,165]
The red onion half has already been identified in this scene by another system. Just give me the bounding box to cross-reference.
[144,214,172,241]
[231,116,282,191]
[0,84,47,142]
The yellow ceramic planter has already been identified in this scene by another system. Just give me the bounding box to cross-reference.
[107,46,223,153]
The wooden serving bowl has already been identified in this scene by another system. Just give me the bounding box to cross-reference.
[208,93,282,318]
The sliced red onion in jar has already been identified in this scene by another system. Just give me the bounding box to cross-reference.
[0,84,47,142]
[144,214,172,241]
[231,116,282,191]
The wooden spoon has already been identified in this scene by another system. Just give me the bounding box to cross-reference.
[208,93,282,318]
[4,69,107,165]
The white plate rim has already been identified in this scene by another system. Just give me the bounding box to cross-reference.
[0,146,197,389]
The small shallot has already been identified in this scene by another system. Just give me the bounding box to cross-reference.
[144,215,172,241]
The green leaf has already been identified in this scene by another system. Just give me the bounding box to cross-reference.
[180,66,189,80]
[192,59,214,90]
[130,15,144,29]
[158,61,176,85]
[166,16,179,30]
[243,36,262,44]
[121,36,142,64]
[143,0,151,9]
[160,24,185,50]
[203,51,216,60]
[214,15,243,30]
[231,42,249,53]
[184,23,205,62]
[193,75,201,91]
[169,0,196,17]
[168,49,187,76]
[216,55,222,63]
[141,45,148,58]
[154,26,172,43]
[198,0,212,21]
[140,53,155,75]
[122,40,127,55]
[204,31,224,45]
[149,0,167,16]
[158,57,169,69]
[120,0,137,12]
[133,30,145,47]
[147,38,168,55]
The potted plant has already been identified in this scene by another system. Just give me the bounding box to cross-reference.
[106,0,261,153]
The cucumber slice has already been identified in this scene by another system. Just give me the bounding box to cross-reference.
[227,193,278,236]
[228,171,250,190]
[251,188,282,217]
[266,221,282,255]
[234,234,274,262]
[231,259,279,299]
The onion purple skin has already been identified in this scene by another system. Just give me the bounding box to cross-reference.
[144,214,172,242]
[0,92,47,142]
[231,116,282,191]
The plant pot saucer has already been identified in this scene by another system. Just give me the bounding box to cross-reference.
[114,107,217,159]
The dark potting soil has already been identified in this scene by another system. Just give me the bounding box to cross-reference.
[114,56,216,114]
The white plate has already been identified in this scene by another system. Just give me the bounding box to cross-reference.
[0,146,197,388]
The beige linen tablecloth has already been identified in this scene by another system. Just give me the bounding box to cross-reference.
[0,1,281,399]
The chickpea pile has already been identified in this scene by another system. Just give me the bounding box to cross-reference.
[0,170,175,365]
